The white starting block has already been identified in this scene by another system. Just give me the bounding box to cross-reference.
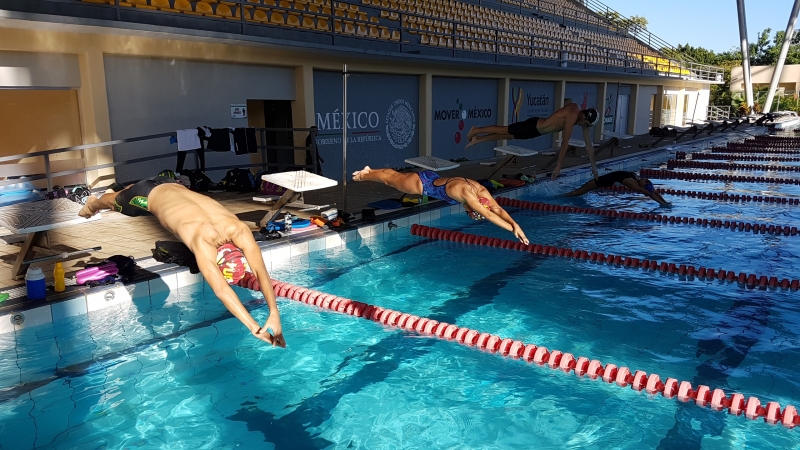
[556,138,588,147]
[487,145,539,179]
[494,145,539,157]
[257,171,338,228]
[0,198,102,279]
[404,156,460,171]
[601,130,634,140]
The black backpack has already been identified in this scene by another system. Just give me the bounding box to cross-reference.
[220,168,257,193]
[182,169,213,192]
[152,241,199,274]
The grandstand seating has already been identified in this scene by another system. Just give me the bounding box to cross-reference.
[77,0,687,74]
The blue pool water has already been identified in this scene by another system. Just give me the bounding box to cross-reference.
[2,153,800,449]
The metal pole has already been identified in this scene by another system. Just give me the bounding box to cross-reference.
[691,91,699,124]
[736,0,754,109]
[763,0,800,113]
[342,63,348,213]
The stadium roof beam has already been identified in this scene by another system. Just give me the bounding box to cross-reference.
[763,0,800,113]
[736,0,754,109]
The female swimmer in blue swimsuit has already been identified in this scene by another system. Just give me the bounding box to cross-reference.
[353,166,529,244]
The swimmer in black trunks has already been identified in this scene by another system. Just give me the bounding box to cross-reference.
[465,103,600,180]
[352,166,529,244]
[78,176,286,347]
[564,171,670,206]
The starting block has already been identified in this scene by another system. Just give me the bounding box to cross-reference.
[488,145,539,179]
[404,156,460,171]
[257,171,338,228]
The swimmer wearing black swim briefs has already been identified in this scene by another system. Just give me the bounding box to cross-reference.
[113,176,181,216]
[507,117,543,140]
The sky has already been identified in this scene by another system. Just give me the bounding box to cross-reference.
[605,0,797,53]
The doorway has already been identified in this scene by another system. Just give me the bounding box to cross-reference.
[261,100,294,173]
[615,94,629,133]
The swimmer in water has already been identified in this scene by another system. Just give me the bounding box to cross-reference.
[352,166,529,244]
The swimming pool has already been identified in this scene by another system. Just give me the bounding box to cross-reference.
[2,134,799,449]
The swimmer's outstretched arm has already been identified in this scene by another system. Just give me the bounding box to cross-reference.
[194,239,283,347]
[465,196,529,244]
[235,230,285,348]
[623,180,670,206]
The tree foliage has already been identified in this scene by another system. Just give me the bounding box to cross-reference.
[598,11,648,32]
[673,28,800,112]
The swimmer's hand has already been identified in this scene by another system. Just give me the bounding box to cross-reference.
[255,313,286,348]
[513,226,530,245]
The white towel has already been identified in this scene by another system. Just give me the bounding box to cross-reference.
[177,129,201,151]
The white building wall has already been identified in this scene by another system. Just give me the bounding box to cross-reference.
[634,85,658,134]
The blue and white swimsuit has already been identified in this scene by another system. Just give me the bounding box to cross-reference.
[417,170,458,205]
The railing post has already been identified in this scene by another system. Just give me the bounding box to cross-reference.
[44,154,52,192]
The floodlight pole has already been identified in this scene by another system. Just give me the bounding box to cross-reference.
[763,0,800,113]
[342,63,348,213]
[736,0,754,109]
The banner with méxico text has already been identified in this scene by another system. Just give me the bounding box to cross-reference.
[432,77,498,161]
[313,70,419,182]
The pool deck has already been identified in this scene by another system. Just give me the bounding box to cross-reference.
[0,128,750,309]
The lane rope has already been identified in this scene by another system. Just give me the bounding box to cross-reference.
[639,168,800,185]
[667,160,800,173]
[681,152,800,163]
[596,185,800,206]
[409,223,800,291]
[261,277,800,429]
[497,196,800,236]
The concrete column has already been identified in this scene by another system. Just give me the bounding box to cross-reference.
[653,85,664,127]
[497,77,510,147]
[78,49,113,189]
[291,65,315,164]
[419,73,432,156]
[627,84,639,135]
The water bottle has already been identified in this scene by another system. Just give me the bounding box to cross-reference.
[285,214,292,232]
[53,262,65,292]
[25,267,47,300]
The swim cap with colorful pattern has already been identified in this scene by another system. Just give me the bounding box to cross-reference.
[216,243,250,284]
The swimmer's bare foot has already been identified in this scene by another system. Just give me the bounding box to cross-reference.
[78,196,99,219]
[467,126,478,141]
[352,166,371,181]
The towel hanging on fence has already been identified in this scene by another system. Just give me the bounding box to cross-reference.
[176,129,202,152]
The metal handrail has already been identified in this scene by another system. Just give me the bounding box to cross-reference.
[0,127,318,192]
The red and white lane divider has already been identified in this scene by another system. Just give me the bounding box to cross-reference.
[667,160,800,172]
[265,278,800,429]
[409,224,800,291]
[495,196,800,236]
[712,147,800,155]
[685,153,800,163]
[640,168,800,185]
[598,185,800,206]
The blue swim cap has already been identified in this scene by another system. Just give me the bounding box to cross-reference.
[644,181,654,192]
